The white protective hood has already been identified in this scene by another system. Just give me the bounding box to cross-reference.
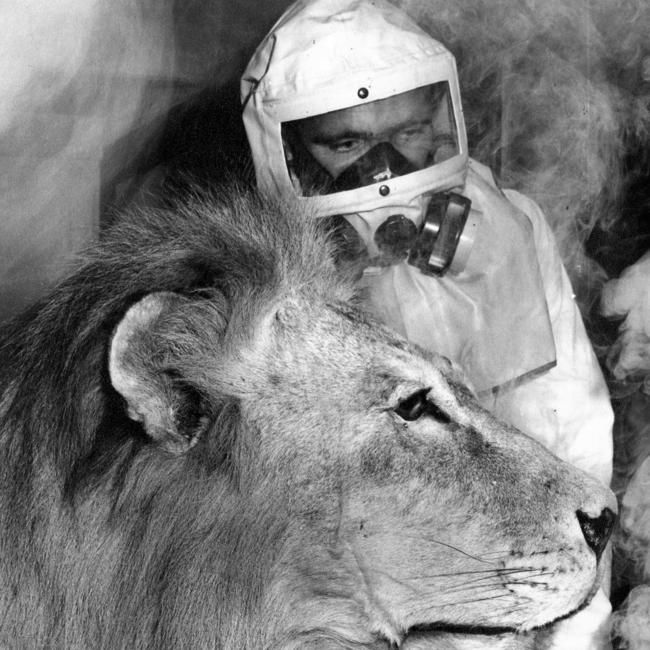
[241,0,468,216]
[241,0,556,392]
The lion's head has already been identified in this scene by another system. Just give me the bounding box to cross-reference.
[0,188,615,649]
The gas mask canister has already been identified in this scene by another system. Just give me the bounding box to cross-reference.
[280,81,477,275]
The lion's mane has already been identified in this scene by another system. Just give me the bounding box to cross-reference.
[0,189,357,649]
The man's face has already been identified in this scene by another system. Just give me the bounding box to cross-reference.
[294,86,439,178]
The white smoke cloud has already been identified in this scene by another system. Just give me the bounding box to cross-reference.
[400,0,650,304]
[601,251,650,389]
[620,456,650,568]
[611,585,650,649]
[611,454,650,649]
[601,254,650,648]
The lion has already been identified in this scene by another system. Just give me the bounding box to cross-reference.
[0,187,616,649]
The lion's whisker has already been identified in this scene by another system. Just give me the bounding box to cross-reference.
[439,574,505,589]
[416,568,503,578]
[502,570,555,582]
[476,550,517,558]
[427,567,545,583]
[426,566,553,595]
[497,567,549,576]
[441,582,507,595]
[400,532,503,565]
[419,538,499,565]
[440,593,524,607]
[487,604,531,620]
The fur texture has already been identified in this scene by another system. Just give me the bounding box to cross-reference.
[0,187,615,649]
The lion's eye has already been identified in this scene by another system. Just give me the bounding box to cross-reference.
[395,388,451,423]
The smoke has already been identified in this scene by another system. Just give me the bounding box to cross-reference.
[601,252,650,389]
[601,254,650,648]
[620,456,650,573]
[611,455,650,649]
[611,586,650,650]
[401,0,650,309]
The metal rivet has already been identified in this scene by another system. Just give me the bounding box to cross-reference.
[357,87,369,99]
[379,185,390,196]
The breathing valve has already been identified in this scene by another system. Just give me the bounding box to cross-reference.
[408,192,479,276]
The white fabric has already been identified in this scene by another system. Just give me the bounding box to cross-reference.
[543,589,613,650]
[482,187,613,486]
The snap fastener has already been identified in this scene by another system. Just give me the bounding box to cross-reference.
[357,87,369,99]
[379,185,390,196]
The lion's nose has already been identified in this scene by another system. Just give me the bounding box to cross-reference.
[576,507,617,560]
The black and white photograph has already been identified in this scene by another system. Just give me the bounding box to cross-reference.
[0,1,649,648]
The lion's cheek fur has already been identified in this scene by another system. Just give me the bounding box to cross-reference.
[328,423,607,634]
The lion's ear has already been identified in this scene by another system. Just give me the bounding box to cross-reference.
[109,292,211,454]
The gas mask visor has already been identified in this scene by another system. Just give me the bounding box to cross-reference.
[280,81,474,275]
[281,81,459,196]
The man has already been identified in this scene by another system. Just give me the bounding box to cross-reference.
[240,0,614,647]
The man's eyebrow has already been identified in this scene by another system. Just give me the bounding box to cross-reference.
[307,129,370,145]
[307,116,432,145]
[397,118,431,130]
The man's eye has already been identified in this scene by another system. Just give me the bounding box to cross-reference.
[329,139,363,153]
[394,124,431,143]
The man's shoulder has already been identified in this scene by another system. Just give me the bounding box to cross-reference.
[465,158,551,233]
[466,158,497,186]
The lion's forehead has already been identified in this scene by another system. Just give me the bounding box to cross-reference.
[309,300,451,368]
[271,304,451,387]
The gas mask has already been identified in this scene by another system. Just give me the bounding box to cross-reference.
[280,81,477,275]
[318,191,475,275]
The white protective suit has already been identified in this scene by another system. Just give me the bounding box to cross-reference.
[241,0,614,647]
